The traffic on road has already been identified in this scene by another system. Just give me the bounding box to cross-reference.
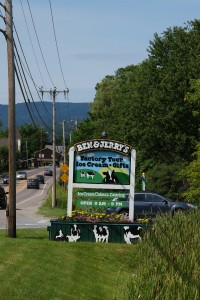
[0,167,59,229]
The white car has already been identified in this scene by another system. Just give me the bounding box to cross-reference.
[16,171,27,180]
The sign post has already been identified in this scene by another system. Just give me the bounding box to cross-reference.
[60,164,69,191]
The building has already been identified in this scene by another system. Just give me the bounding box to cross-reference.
[34,146,62,166]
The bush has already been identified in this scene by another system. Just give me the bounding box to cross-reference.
[126,210,200,299]
[143,162,187,200]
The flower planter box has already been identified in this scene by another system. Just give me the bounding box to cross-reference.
[47,220,151,244]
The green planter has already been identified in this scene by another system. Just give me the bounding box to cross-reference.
[47,220,151,244]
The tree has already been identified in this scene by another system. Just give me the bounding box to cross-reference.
[71,19,200,198]
[184,78,200,128]
[0,146,8,171]
[181,143,200,205]
[19,124,48,160]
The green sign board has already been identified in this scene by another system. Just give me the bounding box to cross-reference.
[76,199,127,207]
[75,190,127,208]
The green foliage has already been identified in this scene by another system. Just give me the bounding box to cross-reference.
[71,19,200,201]
[184,78,200,124]
[0,146,8,171]
[71,117,97,144]
[19,124,48,160]
[181,143,200,204]
[141,162,188,200]
[126,210,200,299]
[0,128,8,138]
[38,182,67,217]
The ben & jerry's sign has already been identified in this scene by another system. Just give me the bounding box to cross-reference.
[73,139,132,185]
[74,140,131,155]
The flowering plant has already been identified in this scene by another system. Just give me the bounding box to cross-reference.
[58,210,150,224]
[58,210,134,223]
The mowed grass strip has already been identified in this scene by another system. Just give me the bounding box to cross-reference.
[0,229,139,300]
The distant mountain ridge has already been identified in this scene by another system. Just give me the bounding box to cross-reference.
[0,101,90,129]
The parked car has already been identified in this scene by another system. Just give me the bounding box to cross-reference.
[27,178,40,189]
[3,174,9,184]
[35,174,45,184]
[0,185,8,209]
[16,171,27,180]
[44,169,53,176]
[106,192,198,220]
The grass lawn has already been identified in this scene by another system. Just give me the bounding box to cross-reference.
[0,228,139,300]
[1,184,199,299]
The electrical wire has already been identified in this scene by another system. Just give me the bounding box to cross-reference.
[13,22,53,120]
[21,0,67,135]
[19,0,46,89]
[14,62,37,127]
[48,0,69,92]
[48,0,71,124]
[14,42,52,131]
[26,0,55,86]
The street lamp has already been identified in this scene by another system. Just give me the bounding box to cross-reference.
[101,130,107,138]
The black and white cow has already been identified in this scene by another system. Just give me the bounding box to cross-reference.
[103,170,118,183]
[123,226,142,244]
[93,225,109,243]
[80,170,85,178]
[55,229,66,241]
[66,224,81,242]
[55,225,81,242]
[86,171,95,179]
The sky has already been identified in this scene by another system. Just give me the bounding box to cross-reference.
[0,0,200,105]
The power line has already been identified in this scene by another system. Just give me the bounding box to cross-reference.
[26,0,55,86]
[14,43,52,130]
[48,0,71,123]
[15,61,37,126]
[48,0,69,92]
[19,0,46,89]
[13,22,53,121]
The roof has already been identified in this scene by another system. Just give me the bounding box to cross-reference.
[45,145,64,154]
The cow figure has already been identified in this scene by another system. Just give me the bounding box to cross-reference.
[66,224,81,242]
[55,229,66,241]
[103,170,118,183]
[123,226,142,244]
[93,225,109,243]
[86,171,95,179]
[80,170,85,178]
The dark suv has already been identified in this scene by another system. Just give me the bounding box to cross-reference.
[0,185,8,209]
[106,192,198,219]
[27,178,40,189]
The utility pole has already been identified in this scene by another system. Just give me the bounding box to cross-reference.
[62,120,67,191]
[26,141,28,168]
[40,129,43,167]
[62,120,66,164]
[39,87,68,207]
[4,0,16,237]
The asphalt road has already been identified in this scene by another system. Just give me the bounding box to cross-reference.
[0,167,57,229]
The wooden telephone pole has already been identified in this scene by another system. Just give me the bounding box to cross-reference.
[5,0,16,237]
[39,87,68,207]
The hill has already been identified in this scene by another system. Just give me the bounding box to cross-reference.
[0,101,90,129]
